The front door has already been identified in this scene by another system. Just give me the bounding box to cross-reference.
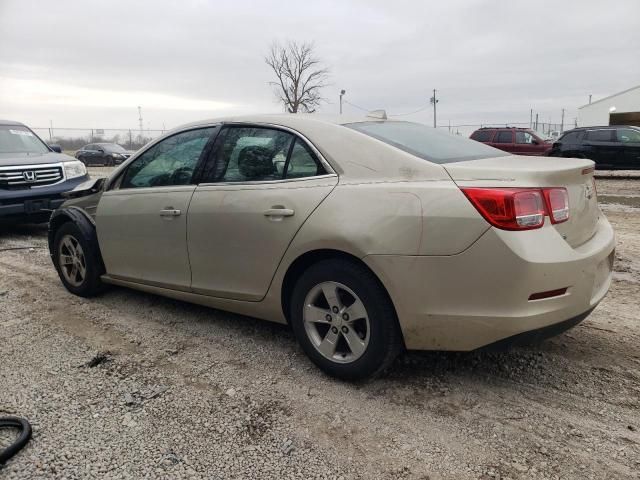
[615,127,640,169]
[96,127,217,289]
[187,125,338,301]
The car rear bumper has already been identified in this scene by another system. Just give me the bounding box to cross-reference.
[0,175,90,222]
[364,214,615,351]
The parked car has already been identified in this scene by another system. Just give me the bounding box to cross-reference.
[0,119,90,224]
[470,127,552,155]
[48,115,614,380]
[548,126,640,169]
[75,143,133,166]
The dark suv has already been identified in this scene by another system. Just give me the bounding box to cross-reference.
[470,127,552,155]
[1,120,90,224]
[548,126,640,169]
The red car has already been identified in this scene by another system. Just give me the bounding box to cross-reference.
[470,127,552,155]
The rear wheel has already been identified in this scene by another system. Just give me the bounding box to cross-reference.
[290,259,402,380]
[52,222,105,297]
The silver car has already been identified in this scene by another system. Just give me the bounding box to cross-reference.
[49,114,615,380]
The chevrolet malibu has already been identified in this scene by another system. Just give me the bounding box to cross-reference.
[48,115,615,380]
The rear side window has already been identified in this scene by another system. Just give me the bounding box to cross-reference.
[586,130,613,142]
[471,130,493,142]
[494,131,513,143]
[346,121,507,164]
[559,131,581,144]
[616,128,640,143]
[204,127,325,182]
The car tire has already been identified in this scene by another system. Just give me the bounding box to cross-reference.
[52,222,105,297]
[289,259,403,381]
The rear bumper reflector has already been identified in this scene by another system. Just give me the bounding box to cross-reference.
[528,287,568,301]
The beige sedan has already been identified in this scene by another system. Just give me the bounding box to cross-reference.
[48,114,615,380]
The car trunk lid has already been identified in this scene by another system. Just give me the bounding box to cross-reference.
[443,155,600,247]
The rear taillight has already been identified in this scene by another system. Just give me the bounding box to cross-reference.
[542,188,569,224]
[461,188,545,230]
[461,187,570,231]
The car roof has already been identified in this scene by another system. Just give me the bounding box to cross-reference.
[173,113,378,133]
[566,125,639,131]
[475,126,533,131]
[0,119,27,127]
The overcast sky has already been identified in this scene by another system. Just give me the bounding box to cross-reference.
[1,0,639,132]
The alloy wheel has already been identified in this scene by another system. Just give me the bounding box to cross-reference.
[58,235,87,287]
[303,281,370,364]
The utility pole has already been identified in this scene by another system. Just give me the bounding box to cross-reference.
[430,89,438,128]
[560,108,565,133]
[530,109,533,129]
[588,94,592,105]
[138,106,143,137]
[535,113,539,131]
[49,120,53,141]
[339,90,346,114]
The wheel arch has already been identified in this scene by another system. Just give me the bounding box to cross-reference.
[280,248,405,347]
[48,207,104,270]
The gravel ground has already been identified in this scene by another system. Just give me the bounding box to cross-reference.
[0,176,639,479]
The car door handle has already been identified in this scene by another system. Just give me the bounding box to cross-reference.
[264,208,295,218]
[160,208,182,217]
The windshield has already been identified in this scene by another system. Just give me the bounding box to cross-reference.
[0,125,50,155]
[102,143,126,153]
[346,121,508,164]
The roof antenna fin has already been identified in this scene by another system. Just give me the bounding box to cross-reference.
[366,110,387,120]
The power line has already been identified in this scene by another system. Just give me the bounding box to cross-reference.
[388,104,431,117]
[342,99,370,113]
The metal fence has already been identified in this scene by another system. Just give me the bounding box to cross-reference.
[31,127,166,152]
[438,121,577,138]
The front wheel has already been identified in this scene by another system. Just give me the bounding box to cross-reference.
[290,259,403,380]
[52,222,105,297]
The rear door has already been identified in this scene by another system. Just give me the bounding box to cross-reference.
[490,130,515,153]
[96,127,217,289]
[187,125,338,301]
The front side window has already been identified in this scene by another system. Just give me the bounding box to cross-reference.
[494,131,514,143]
[285,139,323,178]
[586,130,613,142]
[616,128,640,143]
[0,125,49,155]
[515,131,535,144]
[206,127,324,182]
[120,128,214,189]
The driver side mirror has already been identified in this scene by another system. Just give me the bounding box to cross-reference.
[97,149,105,154]
[49,144,62,153]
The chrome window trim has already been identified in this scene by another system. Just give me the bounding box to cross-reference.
[197,173,338,187]
[0,162,67,188]
[108,121,339,190]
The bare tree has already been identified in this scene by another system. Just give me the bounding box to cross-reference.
[265,41,330,113]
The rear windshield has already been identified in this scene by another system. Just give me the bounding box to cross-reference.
[346,121,508,164]
[0,125,49,155]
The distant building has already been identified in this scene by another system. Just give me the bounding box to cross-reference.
[578,84,640,127]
